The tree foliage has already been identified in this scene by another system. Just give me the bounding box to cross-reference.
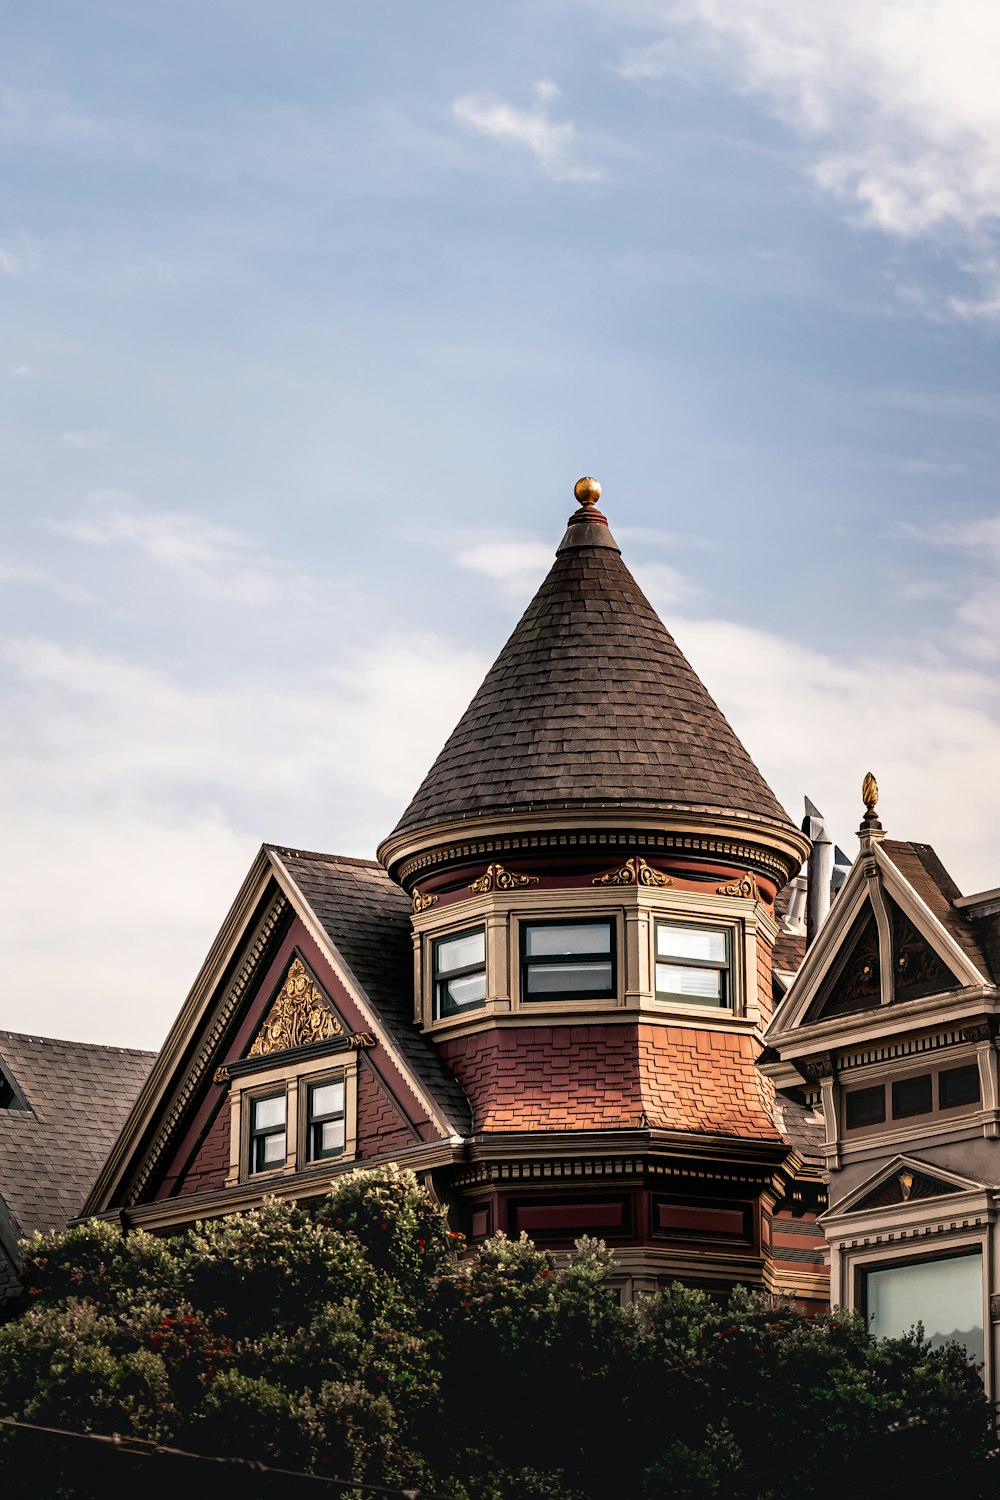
[0,1164,991,1498]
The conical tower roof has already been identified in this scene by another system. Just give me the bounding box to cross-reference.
[388,481,795,843]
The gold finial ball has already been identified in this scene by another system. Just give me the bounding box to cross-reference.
[862,771,879,812]
[574,476,602,508]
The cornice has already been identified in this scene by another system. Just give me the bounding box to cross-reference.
[378,807,811,891]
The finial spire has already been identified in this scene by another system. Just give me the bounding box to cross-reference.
[574,476,602,508]
[859,770,884,846]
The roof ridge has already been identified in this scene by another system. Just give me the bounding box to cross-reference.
[266,845,383,870]
[0,1031,157,1057]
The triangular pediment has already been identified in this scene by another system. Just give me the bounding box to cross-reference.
[825,1154,987,1220]
[768,838,989,1046]
[247,955,345,1059]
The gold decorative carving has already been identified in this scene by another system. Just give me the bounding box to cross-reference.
[213,1066,230,1085]
[592,856,672,888]
[469,863,539,894]
[862,771,879,813]
[348,1031,378,1050]
[717,871,763,901]
[249,957,343,1057]
[899,1170,914,1202]
[412,889,437,913]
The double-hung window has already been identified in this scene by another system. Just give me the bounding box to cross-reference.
[655,922,731,1007]
[250,1093,287,1173]
[433,927,487,1019]
[521,919,615,1002]
[308,1078,346,1160]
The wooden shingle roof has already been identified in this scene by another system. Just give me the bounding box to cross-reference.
[390,509,794,839]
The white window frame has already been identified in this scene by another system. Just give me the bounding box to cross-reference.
[227,1050,359,1187]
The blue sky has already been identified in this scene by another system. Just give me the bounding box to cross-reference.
[2,0,999,1046]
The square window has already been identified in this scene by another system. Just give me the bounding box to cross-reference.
[433,927,486,1019]
[844,1084,886,1129]
[250,1092,286,1173]
[520,919,616,1003]
[308,1077,346,1161]
[939,1065,980,1110]
[655,922,730,1007]
[892,1074,933,1119]
[864,1251,983,1367]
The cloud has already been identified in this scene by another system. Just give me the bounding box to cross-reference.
[10,365,34,377]
[0,236,39,277]
[59,429,115,451]
[453,539,555,604]
[452,79,604,182]
[901,515,1000,656]
[47,496,319,605]
[0,561,99,606]
[0,628,485,1046]
[613,0,1000,312]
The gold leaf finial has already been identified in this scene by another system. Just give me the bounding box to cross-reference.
[862,771,879,813]
[574,476,602,508]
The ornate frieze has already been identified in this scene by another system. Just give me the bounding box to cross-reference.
[249,957,343,1057]
[716,871,763,901]
[469,863,539,894]
[592,856,672,888]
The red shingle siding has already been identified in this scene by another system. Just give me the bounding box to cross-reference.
[439,1024,779,1140]
[756,938,774,1026]
[175,1106,230,1196]
[357,1066,417,1157]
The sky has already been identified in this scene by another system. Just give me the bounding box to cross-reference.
[2,0,999,1049]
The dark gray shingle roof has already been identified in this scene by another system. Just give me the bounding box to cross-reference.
[270,849,473,1135]
[0,1031,154,1241]
[883,839,992,978]
[388,517,794,840]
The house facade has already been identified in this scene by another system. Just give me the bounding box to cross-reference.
[83,478,829,1306]
[763,783,1000,1391]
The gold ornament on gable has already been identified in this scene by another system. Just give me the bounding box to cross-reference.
[248,957,344,1057]
[412,889,438,913]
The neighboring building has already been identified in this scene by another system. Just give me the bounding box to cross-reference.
[82,479,830,1306]
[763,783,1000,1394]
[0,1031,154,1307]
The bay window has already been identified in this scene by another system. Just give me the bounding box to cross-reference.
[521,919,615,1002]
[655,922,730,1007]
[434,927,487,1019]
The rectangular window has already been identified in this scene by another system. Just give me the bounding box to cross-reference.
[864,1250,984,1367]
[433,927,487,1019]
[521,919,615,1002]
[307,1078,346,1161]
[892,1074,933,1119]
[250,1092,286,1173]
[655,922,730,1007]
[845,1084,886,1129]
[939,1065,981,1110]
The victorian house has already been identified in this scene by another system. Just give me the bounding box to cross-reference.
[763,782,1000,1391]
[81,478,831,1306]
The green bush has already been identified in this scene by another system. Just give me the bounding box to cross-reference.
[0,1166,992,1499]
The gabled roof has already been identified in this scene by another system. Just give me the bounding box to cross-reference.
[882,840,991,975]
[268,848,472,1135]
[387,502,795,841]
[0,1031,154,1243]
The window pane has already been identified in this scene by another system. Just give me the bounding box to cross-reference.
[656,962,722,1001]
[845,1085,885,1129]
[311,1081,344,1119]
[657,925,727,963]
[866,1252,983,1366]
[260,1130,286,1165]
[525,924,611,958]
[436,930,485,974]
[940,1065,980,1109]
[443,971,487,1008]
[253,1094,286,1130]
[526,961,613,994]
[320,1120,345,1154]
[892,1075,933,1119]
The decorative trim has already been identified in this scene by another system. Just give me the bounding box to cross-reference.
[348,1031,378,1050]
[397,826,793,885]
[469,863,539,894]
[412,889,437,913]
[593,856,673,888]
[717,872,763,901]
[127,892,289,1205]
[249,957,343,1056]
[213,1066,230,1085]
